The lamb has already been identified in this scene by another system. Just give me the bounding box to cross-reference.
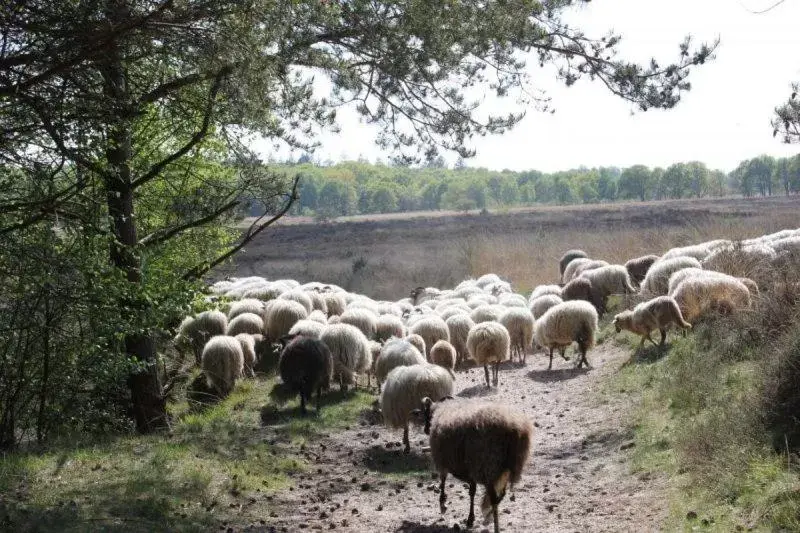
[640,256,703,296]
[467,322,511,388]
[375,338,426,389]
[339,308,378,339]
[288,319,325,339]
[264,299,308,342]
[175,310,228,364]
[419,397,533,533]
[429,340,457,375]
[529,294,563,320]
[375,314,406,342]
[446,314,475,368]
[625,254,660,286]
[533,300,598,370]
[405,333,427,356]
[475,273,503,289]
[320,323,372,391]
[613,296,692,348]
[559,249,589,278]
[560,277,605,315]
[201,335,245,398]
[671,276,752,323]
[225,312,264,337]
[234,333,259,377]
[529,284,562,302]
[278,290,314,314]
[499,307,534,364]
[409,316,450,358]
[227,298,266,320]
[380,364,454,452]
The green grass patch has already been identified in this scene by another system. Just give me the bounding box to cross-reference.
[0,376,374,532]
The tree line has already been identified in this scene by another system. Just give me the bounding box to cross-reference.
[274,153,800,218]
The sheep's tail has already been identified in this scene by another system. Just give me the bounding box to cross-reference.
[481,470,511,521]
[669,298,692,329]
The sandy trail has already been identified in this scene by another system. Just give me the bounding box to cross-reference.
[262,344,666,532]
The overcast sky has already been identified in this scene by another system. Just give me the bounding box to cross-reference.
[257,0,800,172]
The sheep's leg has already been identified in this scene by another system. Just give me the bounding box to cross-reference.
[466,481,477,527]
[548,348,554,370]
[316,386,322,413]
[484,364,491,388]
[492,363,499,387]
[486,484,501,533]
[300,393,307,416]
[659,328,667,346]
[439,473,448,513]
[402,424,410,454]
[638,336,646,348]
[560,347,569,361]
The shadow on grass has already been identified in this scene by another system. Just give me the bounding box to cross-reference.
[627,343,671,365]
[527,367,589,383]
[362,446,430,475]
[260,388,362,426]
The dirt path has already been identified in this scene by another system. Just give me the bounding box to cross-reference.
[263,344,667,532]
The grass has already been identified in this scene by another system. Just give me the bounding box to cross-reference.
[0,377,375,532]
[607,313,800,532]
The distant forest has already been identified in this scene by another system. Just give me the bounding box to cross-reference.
[268,154,800,218]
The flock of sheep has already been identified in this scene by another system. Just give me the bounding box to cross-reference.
[173,227,800,532]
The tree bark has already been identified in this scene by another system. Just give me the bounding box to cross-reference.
[102,2,167,433]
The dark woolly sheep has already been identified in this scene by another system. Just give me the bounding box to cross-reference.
[277,334,333,415]
[561,277,606,316]
[625,254,660,286]
[419,397,533,533]
[559,249,589,278]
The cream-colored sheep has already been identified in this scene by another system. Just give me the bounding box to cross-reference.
[227,298,266,320]
[339,308,378,339]
[578,264,636,298]
[529,284,562,302]
[320,323,372,391]
[375,338,426,389]
[409,316,450,358]
[568,259,610,282]
[429,340,457,375]
[469,304,505,324]
[307,309,328,324]
[405,333,427,357]
[445,314,475,368]
[264,299,308,342]
[671,276,752,323]
[499,307,534,364]
[375,314,406,342]
[641,256,702,296]
[225,312,264,337]
[529,294,563,320]
[278,290,314,314]
[660,243,713,262]
[288,319,325,339]
[467,322,510,388]
[562,257,592,284]
[613,296,691,349]
[533,300,598,370]
[380,364,454,452]
[201,335,244,398]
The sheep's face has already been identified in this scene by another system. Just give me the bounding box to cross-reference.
[612,312,633,333]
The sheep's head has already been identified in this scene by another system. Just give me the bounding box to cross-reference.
[612,311,633,333]
[413,396,455,435]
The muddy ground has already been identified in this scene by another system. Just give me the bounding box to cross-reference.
[260,342,666,533]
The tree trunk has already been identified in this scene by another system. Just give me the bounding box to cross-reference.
[102,8,167,433]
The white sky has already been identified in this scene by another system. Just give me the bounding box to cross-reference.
[256,0,800,172]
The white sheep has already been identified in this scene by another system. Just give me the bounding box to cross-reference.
[380,364,454,452]
[264,299,308,342]
[529,284,562,302]
[640,256,703,296]
[375,314,406,342]
[409,316,450,358]
[499,307,534,364]
[375,338,426,390]
[234,333,258,378]
[321,291,347,316]
[578,264,636,298]
[288,319,325,339]
[671,276,751,323]
[562,257,593,284]
[227,298,266,320]
[613,296,692,348]
[320,323,372,391]
[438,306,470,321]
[174,310,227,364]
[307,309,328,324]
[529,294,563,320]
[405,333,427,358]
[660,243,714,262]
[201,335,244,398]
[429,340,457,375]
[470,304,505,324]
[533,300,598,370]
[278,290,314,314]
[559,249,589,279]
[339,308,379,339]
[467,322,511,388]
[225,312,264,337]
[445,313,475,368]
